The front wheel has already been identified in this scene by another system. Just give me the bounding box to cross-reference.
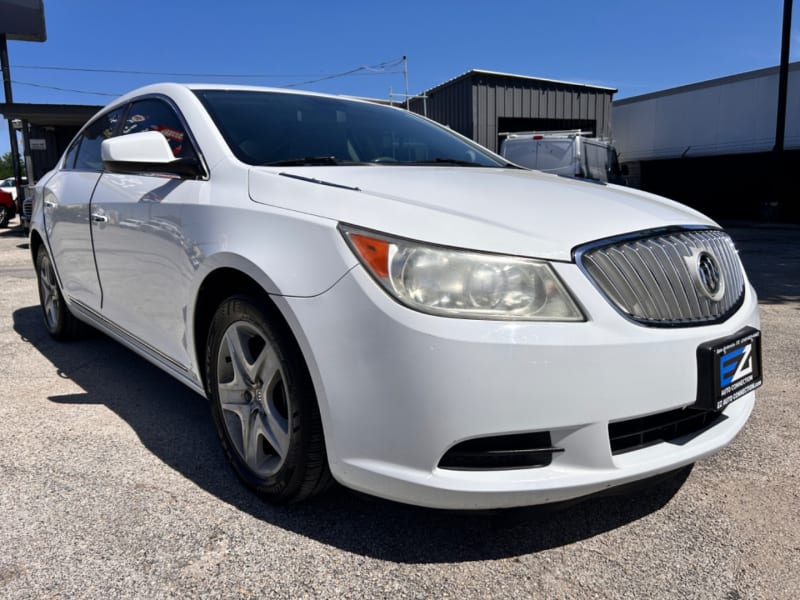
[0,205,9,228]
[205,295,331,503]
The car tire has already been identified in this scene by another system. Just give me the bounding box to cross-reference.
[35,247,86,340]
[0,205,9,228]
[205,295,331,503]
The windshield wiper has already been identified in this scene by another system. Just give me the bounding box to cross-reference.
[262,156,341,166]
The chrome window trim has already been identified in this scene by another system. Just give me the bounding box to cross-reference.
[63,93,210,180]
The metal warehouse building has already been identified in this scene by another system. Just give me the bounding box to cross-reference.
[613,62,800,223]
[0,103,101,181]
[4,70,619,187]
[409,69,617,153]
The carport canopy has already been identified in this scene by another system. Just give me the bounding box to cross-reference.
[0,102,101,128]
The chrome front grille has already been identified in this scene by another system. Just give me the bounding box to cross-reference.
[22,185,34,222]
[576,228,745,326]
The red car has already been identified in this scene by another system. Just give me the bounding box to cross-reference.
[0,188,15,227]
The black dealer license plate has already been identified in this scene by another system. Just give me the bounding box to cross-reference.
[696,327,763,412]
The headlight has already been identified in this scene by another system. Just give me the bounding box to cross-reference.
[340,225,584,321]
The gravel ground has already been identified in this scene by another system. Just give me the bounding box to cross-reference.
[0,216,797,599]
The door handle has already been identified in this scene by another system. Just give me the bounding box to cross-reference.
[91,213,108,223]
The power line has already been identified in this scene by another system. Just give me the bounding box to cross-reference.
[12,80,120,97]
[11,56,407,83]
[284,58,405,88]
[8,56,408,100]
[13,64,329,78]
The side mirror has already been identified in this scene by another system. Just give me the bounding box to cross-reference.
[102,131,203,178]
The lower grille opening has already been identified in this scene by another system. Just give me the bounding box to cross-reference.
[438,432,562,471]
[609,407,726,455]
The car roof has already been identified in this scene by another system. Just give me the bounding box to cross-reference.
[110,82,380,108]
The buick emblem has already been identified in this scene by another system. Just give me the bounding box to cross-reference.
[686,249,725,302]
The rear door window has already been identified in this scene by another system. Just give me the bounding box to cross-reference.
[72,108,124,171]
[535,140,574,172]
[503,140,538,168]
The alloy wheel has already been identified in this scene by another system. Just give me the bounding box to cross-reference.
[215,320,291,477]
[38,252,60,330]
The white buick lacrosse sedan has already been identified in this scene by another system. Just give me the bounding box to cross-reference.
[30,84,762,509]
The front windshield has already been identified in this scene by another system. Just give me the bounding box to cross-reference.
[194,89,505,167]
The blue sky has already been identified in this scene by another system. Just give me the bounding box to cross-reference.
[2,0,797,155]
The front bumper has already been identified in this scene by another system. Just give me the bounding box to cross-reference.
[20,195,33,229]
[280,260,760,510]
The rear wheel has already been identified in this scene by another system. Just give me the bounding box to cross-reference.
[35,247,85,340]
[205,295,331,503]
[0,205,9,227]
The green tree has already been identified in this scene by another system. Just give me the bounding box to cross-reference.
[0,152,25,180]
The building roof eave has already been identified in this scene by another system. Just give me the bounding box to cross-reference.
[0,102,103,128]
[614,61,800,106]
[421,68,618,96]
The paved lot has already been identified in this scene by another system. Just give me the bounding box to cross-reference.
[1,216,798,599]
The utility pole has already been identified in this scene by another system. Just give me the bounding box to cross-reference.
[771,0,793,221]
[1,34,23,198]
[403,56,409,109]
[774,0,793,153]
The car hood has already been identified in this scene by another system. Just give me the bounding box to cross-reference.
[248,166,716,261]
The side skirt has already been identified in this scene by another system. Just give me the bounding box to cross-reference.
[67,297,207,398]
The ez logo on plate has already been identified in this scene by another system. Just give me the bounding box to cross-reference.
[720,342,754,387]
[696,327,761,412]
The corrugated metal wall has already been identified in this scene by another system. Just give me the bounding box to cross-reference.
[411,72,614,153]
[413,76,474,141]
[613,63,800,162]
[474,74,613,151]
[25,124,78,180]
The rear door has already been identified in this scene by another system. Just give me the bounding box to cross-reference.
[43,108,124,311]
[582,140,610,181]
